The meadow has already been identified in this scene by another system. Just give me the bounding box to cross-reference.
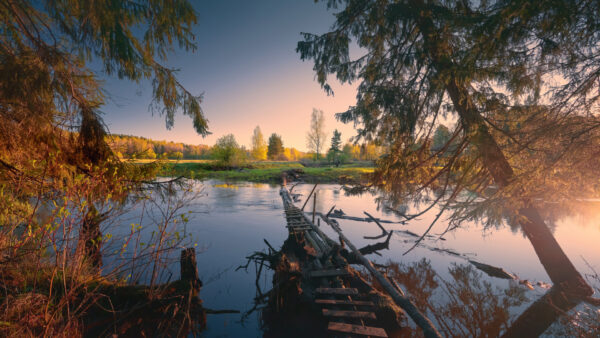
[146,160,375,183]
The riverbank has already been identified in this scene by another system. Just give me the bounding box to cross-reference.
[154,160,375,183]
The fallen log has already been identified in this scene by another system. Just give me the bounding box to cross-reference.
[329,213,401,224]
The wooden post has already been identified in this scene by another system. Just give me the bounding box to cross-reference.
[312,191,317,224]
[180,248,202,292]
[301,184,318,211]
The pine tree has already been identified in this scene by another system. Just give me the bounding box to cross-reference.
[329,130,341,153]
[327,129,342,163]
[267,133,284,159]
[1,0,206,274]
[298,0,600,334]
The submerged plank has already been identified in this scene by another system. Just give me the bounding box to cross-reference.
[310,269,350,278]
[323,309,376,319]
[315,299,374,306]
[468,260,516,280]
[315,287,358,295]
[328,322,388,337]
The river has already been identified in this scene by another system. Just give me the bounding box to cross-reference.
[106,179,600,337]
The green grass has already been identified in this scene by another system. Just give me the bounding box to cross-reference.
[153,160,374,183]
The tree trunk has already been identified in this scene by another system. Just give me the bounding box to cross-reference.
[411,4,593,335]
[180,248,202,295]
[79,107,111,164]
[77,108,112,268]
[79,204,102,268]
[444,79,592,296]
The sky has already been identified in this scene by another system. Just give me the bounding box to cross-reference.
[100,1,359,152]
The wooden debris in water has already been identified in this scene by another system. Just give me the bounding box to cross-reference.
[322,309,377,319]
[309,268,350,278]
[319,212,442,338]
[327,322,388,337]
[519,279,535,290]
[315,299,374,306]
[316,287,359,295]
[468,260,516,280]
[329,209,401,224]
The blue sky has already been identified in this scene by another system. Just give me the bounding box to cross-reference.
[100,0,358,151]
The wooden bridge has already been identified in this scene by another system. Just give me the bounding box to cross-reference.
[277,182,442,338]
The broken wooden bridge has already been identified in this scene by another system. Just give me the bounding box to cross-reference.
[270,182,442,338]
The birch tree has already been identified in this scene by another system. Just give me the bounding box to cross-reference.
[306,108,327,159]
[250,126,268,160]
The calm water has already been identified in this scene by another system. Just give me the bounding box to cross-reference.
[107,180,600,337]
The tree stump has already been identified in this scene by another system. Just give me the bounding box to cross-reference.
[180,248,202,293]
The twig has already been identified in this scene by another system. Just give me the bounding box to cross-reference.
[363,211,388,239]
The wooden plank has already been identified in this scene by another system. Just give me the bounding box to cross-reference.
[318,212,443,338]
[322,309,376,320]
[315,299,374,306]
[315,287,358,295]
[328,322,388,337]
[310,269,350,278]
[288,227,312,231]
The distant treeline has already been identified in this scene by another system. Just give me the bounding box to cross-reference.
[107,134,383,162]
[106,134,210,159]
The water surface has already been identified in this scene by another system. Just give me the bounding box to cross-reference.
[111,180,600,336]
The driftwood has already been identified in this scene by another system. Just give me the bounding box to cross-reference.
[317,212,442,338]
[363,211,389,239]
[329,209,402,224]
[358,231,394,256]
[468,260,515,280]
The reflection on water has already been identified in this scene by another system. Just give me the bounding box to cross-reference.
[112,180,599,336]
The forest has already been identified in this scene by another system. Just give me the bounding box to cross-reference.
[1,0,599,337]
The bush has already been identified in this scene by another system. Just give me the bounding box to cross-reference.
[211,134,246,167]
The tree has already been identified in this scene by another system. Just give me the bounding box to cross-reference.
[0,1,207,332]
[212,134,244,166]
[361,143,380,161]
[330,129,342,152]
[342,143,353,160]
[431,125,451,153]
[306,108,327,160]
[298,0,599,335]
[327,129,342,163]
[0,0,208,167]
[267,133,284,159]
[250,126,268,160]
[0,0,207,269]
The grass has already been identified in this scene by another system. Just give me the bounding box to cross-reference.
[150,160,375,183]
